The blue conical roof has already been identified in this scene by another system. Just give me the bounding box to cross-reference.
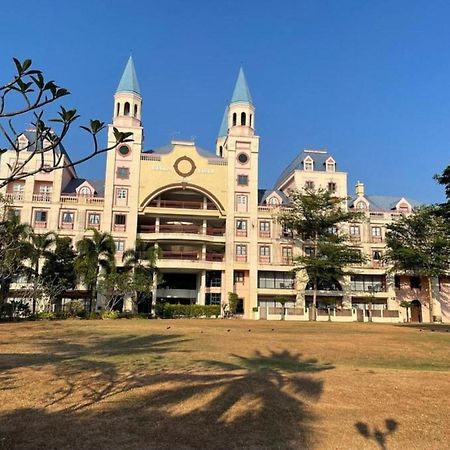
[218,108,228,137]
[231,67,252,104]
[116,56,141,95]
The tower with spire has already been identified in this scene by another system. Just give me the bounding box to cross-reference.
[103,56,144,257]
[218,67,260,318]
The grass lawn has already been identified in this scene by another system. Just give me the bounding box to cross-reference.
[0,320,449,450]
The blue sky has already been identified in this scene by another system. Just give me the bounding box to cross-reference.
[1,0,450,203]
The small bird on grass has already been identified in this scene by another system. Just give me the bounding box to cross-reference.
[166,326,171,330]
[227,329,231,332]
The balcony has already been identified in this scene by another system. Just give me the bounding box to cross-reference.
[205,252,224,262]
[236,255,247,263]
[60,222,74,230]
[149,199,217,210]
[371,236,383,243]
[34,220,47,229]
[60,195,104,205]
[259,231,271,238]
[138,224,225,237]
[350,235,361,242]
[32,194,51,202]
[160,251,224,262]
[4,193,24,202]
[259,256,271,264]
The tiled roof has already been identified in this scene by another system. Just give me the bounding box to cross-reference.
[349,195,422,211]
[62,178,104,196]
[258,189,290,206]
[274,150,335,189]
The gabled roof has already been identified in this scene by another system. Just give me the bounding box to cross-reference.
[349,195,422,211]
[62,178,104,196]
[274,150,335,189]
[258,189,290,206]
[116,56,141,96]
[18,129,74,170]
[231,67,253,104]
[218,108,228,138]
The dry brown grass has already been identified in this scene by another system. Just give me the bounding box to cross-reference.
[0,319,449,450]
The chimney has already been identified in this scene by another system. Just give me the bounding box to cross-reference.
[355,181,365,196]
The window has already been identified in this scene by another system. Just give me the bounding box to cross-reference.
[259,246,270,257]
[88,213,100,225]
[114,214,126,225]
[394,275,401,289]
[124,102,130,116]
[205,293,221,305]
[241,112,246,126]
[371,227,382,237]
[134,104,138,117]
[39,184,52,194]
[258,271,295,289]
[259,221,270,237]
[206,271,221,287]
[116,103,120,116]
[117,167,130,179]
[236,244,247,256]
[282,247,293,263]
[250,114,253,127]
[114,240,125,252]
[238,153,248,164]
[356,201,367,210]
[118,146,130,157]
[237,175,248,186]
[350,225,360,236]
[35,210,47,222]
[268,197,279,206]
[8,209,21,220]
[13,183,24,193]
[372,250,382,260]
[282,224,293,238]
[303,158,313,171]
[328,182,337,193]
[79,186,91,197]
[236,194,248,211]
[304,246,315,256]
[350,275,386,292]
[326,161,335,172]
[62,211,74,223]
[234,271,245,283]
[305,181,315,190]
[116,188,128,200]
[236,219,247,231]
[410,276,421,289]
[232,113,237,126]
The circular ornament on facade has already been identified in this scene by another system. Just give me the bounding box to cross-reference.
[174,156,196,177]
[118,145,130,156]
[237,152,249,164]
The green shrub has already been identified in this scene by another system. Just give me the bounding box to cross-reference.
[84,311,101,320]
[66,300,84,318]
[160,304,220,319]
[36,311,55,320]
[100,310,118,320]
[0,301,31,320]
[117,312,149,319]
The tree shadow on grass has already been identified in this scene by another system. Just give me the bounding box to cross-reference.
[355,419,399,450]
[0,349,334,450]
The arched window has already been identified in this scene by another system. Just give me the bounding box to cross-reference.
[79,187,91,197]
[249,114,253,127]
[241,112,246,126]
[134,104,138,117]
[124,102,130,116]
[219,146,223,157]
[116,103,120,116]
[232,113,237,126]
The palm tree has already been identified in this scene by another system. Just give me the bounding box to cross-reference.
[29,231,55,314]
[75,229,115,312]
[0,215,32,304]
[122,239,158,313]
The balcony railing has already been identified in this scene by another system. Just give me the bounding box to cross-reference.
[259,256,271,264]
[160,251,225,262]
[34,220,47,229]
[60,195,104,204]
[235,255,247,263]
[138,224,225,236]
[5,193,24,201]
[259,231,271,238]
[32,194,51,202]
[148,199,217,210]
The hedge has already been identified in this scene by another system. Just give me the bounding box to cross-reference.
[159,303,220,319]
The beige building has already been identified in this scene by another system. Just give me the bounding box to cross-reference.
[1,57,449,323]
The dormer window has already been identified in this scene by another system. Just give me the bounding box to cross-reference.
[303,156,314,171]
[326,158,336,172]
[79,187,92,197]
[356,201,367,210]
[268,197,280,207]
